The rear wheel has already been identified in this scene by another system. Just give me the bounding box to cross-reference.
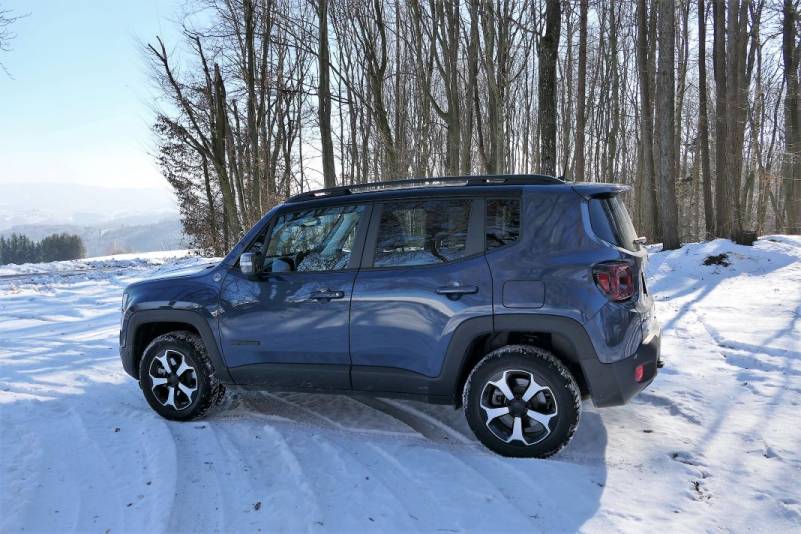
[463,345,581,458]
[138,331,225,421]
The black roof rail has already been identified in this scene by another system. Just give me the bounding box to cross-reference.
[286,174,564,203]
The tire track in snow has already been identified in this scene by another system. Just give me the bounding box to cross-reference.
[355,397,473,444]
[304,433,420,531]
[163,419,245,533]
[259,391,421,438]
[256,423,322,532]
[204,416,320,532]
[368,437,536,530]
[352,396,447,441]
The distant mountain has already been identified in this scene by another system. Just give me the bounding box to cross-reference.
[0,182,178,229]
[0,182,188,256]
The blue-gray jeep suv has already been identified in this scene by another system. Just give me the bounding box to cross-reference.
[119,175,661,457]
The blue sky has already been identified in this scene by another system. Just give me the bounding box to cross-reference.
[0,0,183,191]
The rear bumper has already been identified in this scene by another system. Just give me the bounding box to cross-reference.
[581,331,661,407]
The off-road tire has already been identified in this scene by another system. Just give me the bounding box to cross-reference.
[138,331,225,421]
[463,345,581,458]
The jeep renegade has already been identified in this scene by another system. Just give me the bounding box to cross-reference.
[119,175,661,458]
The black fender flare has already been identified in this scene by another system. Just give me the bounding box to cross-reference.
[432,313,600,402]
[123,309,233,383]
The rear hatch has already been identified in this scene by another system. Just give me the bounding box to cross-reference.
[578,185,650,302]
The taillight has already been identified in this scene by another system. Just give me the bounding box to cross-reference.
[593,261,635,301]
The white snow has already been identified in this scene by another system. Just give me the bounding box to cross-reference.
[1,239,800,532]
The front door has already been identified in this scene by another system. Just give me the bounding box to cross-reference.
[219,203,369,390]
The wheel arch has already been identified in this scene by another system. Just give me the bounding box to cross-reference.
[126,310,233,383]
[441,314,598,405]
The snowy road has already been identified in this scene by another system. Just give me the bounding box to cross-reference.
[1,239,800,533]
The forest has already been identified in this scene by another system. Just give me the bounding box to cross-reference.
[0,233,85,265]
[148,0,801,254]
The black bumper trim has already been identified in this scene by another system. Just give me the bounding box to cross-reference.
[580,333,661,407]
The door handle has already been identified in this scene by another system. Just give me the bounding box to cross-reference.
[310,289,345,301]
[435,285,478,300]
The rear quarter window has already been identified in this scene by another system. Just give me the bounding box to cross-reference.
[588,197,640,252]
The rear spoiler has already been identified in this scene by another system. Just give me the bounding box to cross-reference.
[571,183,631,200]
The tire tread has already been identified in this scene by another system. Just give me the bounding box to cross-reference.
[139,330,225,421]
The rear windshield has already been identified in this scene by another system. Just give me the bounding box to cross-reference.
[588,196,640,252]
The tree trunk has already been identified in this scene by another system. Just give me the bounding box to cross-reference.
[244,0,261,221]
[636,0,658,240]
[783,0,801,233]
[698,0,715,237]
[461,0,480,174]
[575,0,588,182]
[318,0,336,188]
[212,64,242,244]
[655,0,680,249]
[538,0,561,175]
[712,0,731,238]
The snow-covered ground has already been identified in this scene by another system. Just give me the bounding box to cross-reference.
[1,238,800,533]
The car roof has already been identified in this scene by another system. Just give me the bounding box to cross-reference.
[284,174,557,206]
[281,175,629,209]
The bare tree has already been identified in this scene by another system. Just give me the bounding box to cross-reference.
[654,0,680,249]
[0,6,23,77]
[783,0,801,232]
[698,0,715,236]
[636,0,658,240]
[538,0,561,175]
[148,0,799,252]
[574,0,588,182]
[317,0,336,187]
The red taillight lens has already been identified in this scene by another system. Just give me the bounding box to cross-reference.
[634,363,645,382]
[593,261,635,301]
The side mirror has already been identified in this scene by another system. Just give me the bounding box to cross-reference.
[240,252,259,275]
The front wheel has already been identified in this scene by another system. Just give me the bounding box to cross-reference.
[138,331,225,421]
[463,345,581,458]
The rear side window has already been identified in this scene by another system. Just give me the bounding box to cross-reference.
[374,199,471,267]
[486,198,520,250]
[588,196,640,252]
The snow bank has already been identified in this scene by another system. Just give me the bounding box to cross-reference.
[0,238,799,532]
[0,249,195,277]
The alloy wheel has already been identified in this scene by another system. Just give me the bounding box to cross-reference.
[148,349,198,411]
[479,369,558,446]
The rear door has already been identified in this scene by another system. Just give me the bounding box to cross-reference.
[349,197,493,393]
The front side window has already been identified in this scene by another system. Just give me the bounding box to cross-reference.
[259,204,365,272]
[486,198,520,250]
[373,199,471,267]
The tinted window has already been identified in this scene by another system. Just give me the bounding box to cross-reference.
[588,199,618,245]
[589,197,640,252]
[486,198,520,249]
[260,204,365,272]
[374,199,471,267]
